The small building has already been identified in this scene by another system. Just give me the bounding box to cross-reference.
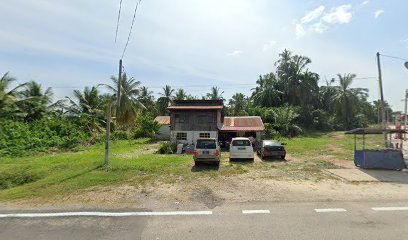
[164,100,265,145]
[219,116,265,141]
[154,116,170,140]
[168,100,224,145]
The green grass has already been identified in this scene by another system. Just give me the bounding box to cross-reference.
[280,131,355,160]
[0,139,248,201]
[0,131,357,202]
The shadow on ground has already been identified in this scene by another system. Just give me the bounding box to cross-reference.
[191,163,220,172]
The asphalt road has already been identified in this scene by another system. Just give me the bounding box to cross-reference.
[1,200,408,240]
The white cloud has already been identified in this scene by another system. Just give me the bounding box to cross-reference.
[301,5,325,24]
[361,0,370,5]
[310,22,328,34]
[295,24,306,38]
[374,10,384,18]
[227,50,243,56]
[262,41,277,51]
[322,4,353,24]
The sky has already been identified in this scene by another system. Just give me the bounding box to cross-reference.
[1,0,408,111]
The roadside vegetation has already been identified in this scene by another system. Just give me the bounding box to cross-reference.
[0,132,354,201]
[0,49,390,158]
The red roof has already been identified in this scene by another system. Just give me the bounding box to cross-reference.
[167,106,223,110]
[154,116,170,125]
[220,116,265,131]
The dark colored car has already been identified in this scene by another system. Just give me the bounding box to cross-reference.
[257,140,286,160]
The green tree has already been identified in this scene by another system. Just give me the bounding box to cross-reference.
[138,86,156,114]
[102,73,144,128]
[228,93,248,116]
[271,106,302,137]
[206,86,224,100]
[66,86,106,135]
[157,85,174,115]
[174,88,188,100]
[332,73,368,129]
[251,73,282,107]
[17,81,53,121]
[0,72,26,119]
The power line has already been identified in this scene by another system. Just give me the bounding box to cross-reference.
[121,0,142,59]
[114,0,123,43]
[380,53,408,61]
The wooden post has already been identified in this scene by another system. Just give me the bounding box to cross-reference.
[104,103,112,166]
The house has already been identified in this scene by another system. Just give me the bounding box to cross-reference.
[167,100,224,144]
[154,116,170,140]
[155,100,265,145]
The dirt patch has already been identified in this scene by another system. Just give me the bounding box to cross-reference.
[190,186,225,209]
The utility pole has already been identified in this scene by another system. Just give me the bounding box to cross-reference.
[376,52,388,147]
[117,59,123,117]
[104,103,112,165]
[404,89,408,139]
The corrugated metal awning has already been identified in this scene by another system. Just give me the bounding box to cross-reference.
[154,116,170,125]
[220,116,265,131]
[167,106,223,110]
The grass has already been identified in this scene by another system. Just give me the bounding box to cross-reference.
[0,131,356,202]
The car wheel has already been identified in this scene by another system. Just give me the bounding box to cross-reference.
[281,155,285,160]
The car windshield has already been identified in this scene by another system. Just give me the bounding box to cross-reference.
[196,140,216,149]
[263,141,281,147]
[232,140,251,146]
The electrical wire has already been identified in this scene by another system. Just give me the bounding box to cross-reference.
[380,53,408,61]
[121,0,142,59]
[114,0,123,43]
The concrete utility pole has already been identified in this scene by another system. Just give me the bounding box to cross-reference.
[376,52,388,147]
[104,103,112,166]
[117,59,123,117]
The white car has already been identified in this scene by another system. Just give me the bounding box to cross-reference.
[229,137,254,161]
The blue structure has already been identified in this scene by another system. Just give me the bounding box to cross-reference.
[345,128,406,170]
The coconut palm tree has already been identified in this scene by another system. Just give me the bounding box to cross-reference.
[174,88,188,100]
[66,86,106,135]
[332,73,368,128]
[228,93,248,116]
[138,86,156,114]
[206,86,224,100]
[251,73,282,107]
[17,81,53,121]
[157,85,174,115]
[101,73,144,128]
[0,72,26,118]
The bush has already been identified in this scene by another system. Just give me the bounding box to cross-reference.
[0,117,89,156]
[111,130,132,140]
[0,168,41,189]
[156,141,176,154]
[134,115,161,139]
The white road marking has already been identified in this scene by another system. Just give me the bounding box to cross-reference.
[242,210,270,214]
[372,207,408,211]
[0,211,213,218]
[314,208,347,213]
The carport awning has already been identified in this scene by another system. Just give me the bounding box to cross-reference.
[220,116,265,131]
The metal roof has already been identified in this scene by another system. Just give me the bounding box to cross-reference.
[167,106,224,110]
[154,116,170,125]
[345,128,407,135]
[220,116,265,131]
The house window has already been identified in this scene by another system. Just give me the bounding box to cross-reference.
[176,132,187,140]
[199,132,211,138]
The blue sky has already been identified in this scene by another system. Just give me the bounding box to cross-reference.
[1,0,408,111]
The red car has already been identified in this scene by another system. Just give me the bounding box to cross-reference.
[257,140,286,160]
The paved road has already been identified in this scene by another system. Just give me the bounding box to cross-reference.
[1,200,408,240]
